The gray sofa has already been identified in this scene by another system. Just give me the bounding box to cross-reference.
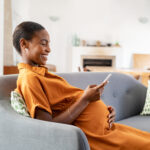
[0,72,149,150]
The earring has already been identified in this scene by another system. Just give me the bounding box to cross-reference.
[25,48,28,53]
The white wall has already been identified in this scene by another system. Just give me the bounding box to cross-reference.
[12,0,30,64]
[0,0,4,75]
[4,0,14,66]
[28,0,70,73]
[67,0,150,69]
[12,0,150,72]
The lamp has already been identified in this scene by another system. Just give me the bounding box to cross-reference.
[49,16,60,22]
[138,17,149,24]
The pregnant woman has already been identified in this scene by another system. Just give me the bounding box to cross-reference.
[13,21,150,150]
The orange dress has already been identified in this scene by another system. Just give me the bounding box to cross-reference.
[15,63,150,150]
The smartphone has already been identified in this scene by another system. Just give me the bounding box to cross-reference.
[102,73,112,84]
[97,73,112,88]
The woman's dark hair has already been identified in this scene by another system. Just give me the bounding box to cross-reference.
[13,21,45,54]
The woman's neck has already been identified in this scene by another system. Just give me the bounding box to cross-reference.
[21,58,39,67]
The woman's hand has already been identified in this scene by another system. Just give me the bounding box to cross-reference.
[107,106,116,129]
[81,82,107,103]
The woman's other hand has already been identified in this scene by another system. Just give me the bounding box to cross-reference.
[107,106,116,129]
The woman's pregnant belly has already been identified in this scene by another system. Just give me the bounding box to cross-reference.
[73,100,110,135]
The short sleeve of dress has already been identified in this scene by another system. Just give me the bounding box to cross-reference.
[21,74,52,118]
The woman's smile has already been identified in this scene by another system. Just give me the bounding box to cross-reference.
[41,54,48,60]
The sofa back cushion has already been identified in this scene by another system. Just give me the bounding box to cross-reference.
[0,75,17,100]
[0,72,147,121]
[56,72,147,121]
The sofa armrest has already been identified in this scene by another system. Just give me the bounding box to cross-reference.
[0,100,90,150]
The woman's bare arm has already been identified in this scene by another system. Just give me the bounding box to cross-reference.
[35,95,89,124]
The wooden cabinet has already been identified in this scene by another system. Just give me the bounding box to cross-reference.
[133,54,150,69]
[4,66,19,75]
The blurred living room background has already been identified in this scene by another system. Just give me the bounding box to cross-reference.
[1,0,150,86]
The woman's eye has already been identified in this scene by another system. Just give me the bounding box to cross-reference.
[41,43,46,46]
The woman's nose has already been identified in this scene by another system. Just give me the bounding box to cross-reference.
[46,46,51,53]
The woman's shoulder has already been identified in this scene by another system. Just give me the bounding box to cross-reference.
[18,69,40,84]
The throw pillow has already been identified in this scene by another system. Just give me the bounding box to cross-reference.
[140,80,150,115]
[10,91,30,117]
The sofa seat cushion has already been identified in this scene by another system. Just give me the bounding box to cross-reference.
[117,115,150,132]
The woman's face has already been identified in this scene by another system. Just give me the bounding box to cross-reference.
[26,29,51,66]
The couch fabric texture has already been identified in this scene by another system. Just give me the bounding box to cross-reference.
[0,72,149,150]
